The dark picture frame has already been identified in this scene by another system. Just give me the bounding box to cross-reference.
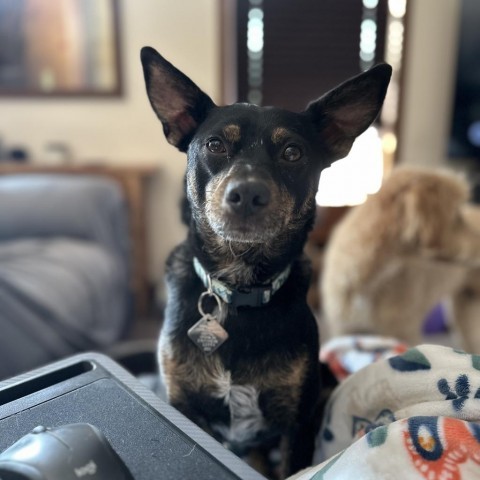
[0,0,122,97]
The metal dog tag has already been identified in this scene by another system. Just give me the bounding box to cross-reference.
[188,314,229,354]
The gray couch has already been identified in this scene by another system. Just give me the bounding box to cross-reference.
[0,174,132,379]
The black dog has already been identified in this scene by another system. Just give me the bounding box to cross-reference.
[141,46,391,477]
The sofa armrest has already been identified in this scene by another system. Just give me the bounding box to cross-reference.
[0,174,130,262]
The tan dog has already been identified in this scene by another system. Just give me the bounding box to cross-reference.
[321,166,480,352]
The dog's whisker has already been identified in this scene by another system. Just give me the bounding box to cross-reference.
[228,240,239,258]
[227,241,254,259]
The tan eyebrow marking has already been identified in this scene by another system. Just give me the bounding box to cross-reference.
[223,124,241,143]
[271,127,290,144]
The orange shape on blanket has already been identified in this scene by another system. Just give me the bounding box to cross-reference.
[418,433,436,452]
[404,417,480,480]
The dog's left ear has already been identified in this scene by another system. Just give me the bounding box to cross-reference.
[305,64,392,162]
[141,47,215,152]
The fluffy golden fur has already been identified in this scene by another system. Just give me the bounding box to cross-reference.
[321,166,480,352]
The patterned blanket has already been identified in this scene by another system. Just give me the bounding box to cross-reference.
[289,341,480,479]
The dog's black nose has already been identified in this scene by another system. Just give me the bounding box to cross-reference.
[224,179,271,216]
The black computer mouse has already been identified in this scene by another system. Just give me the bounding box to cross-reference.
[0,423,134,480]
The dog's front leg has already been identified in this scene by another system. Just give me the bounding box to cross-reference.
[164,382,218,439]
[280,407,319,477]
[281,361,324,477]
[280,421,317,478]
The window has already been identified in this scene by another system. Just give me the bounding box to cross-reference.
[236,0,388,111]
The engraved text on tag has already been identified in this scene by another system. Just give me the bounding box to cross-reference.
[188,314,229,354]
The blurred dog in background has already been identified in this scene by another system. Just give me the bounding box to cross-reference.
[321,166,480,353]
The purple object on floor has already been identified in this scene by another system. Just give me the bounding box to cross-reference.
[423,303,448,334]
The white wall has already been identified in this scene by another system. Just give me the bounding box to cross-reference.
[0,0,221,285]
[398,0,462,166]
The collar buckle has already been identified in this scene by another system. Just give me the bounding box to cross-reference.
[231,286,270,308]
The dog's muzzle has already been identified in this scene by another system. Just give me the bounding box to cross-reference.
[203,167,283,243]
[223,178,271,218]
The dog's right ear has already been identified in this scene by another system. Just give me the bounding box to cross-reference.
[141,47,215,152]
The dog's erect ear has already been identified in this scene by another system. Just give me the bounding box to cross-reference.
[305,64,392,162]
[141,47,215,152]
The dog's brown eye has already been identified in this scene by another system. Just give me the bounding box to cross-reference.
[206,138,226,154]
[283,145,302,162]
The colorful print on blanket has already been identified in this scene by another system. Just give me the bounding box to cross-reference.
[288,344,480,479]
[405,416,480,479]
[296,416,480,480]
[319,334,408,381]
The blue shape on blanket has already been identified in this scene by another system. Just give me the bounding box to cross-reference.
[438,374,473,411]
[408,416,443,461]
[388,347,431,372]
[470,422,480,442]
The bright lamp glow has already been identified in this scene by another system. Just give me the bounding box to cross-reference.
[316,127,384,207]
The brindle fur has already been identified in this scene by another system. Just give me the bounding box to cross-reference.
[141,46,391,478]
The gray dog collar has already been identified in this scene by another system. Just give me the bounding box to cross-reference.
[193,257,291,308]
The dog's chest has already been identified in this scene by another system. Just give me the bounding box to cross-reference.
[190,354,269,446]
[161,327,309,449]
[209,371,267,447]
